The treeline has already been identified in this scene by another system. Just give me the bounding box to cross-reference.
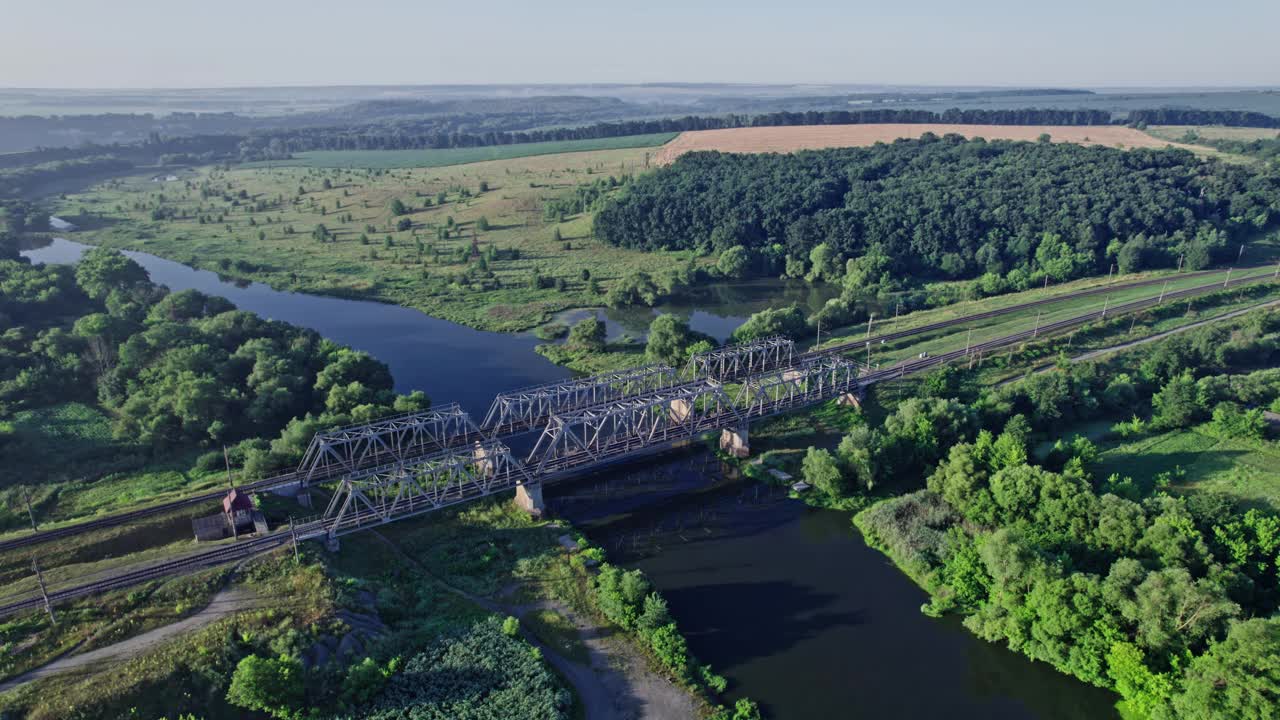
[0,156,134,198]
[802,311,1280,718]
[593,136,1279,293]
[0,248,427,474]
[234,107,1115,159]
[1128,109,1280,129]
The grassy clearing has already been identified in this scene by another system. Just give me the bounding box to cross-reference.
[247,133,678,169]
[0,402,228,536]
[1095,427,1280,511]
[57,146,703,332]
[1146,125,1280,143]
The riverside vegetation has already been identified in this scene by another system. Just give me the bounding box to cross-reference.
[772,311,1280,719]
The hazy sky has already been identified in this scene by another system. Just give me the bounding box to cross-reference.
[4,0,1277,88]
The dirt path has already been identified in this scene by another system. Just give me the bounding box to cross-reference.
[367,530,698,720]
[0,585,266,694]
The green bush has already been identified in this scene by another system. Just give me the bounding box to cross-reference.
[225,654,306,720]
[348,617,570,720]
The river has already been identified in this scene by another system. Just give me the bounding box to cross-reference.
[19,235,1119,719]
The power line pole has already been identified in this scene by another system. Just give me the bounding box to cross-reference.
[965,327,973,354]
[815,317,822,348]
[865,313,875,340]
[1101,297,1110,320]
[1238,244,1246,262]
[1158,280,1169,305]
[289,516,300,563]
[223,445,234,490]
[22,487,38,532]
[1033,311,1042,338]
[1224,268,1232,288]
[1177,254,1185,272]
[33,558,55,625]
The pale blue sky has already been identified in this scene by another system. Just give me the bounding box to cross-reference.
[4,0,1277,88]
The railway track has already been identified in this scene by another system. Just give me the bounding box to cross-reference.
[1,265,1273,557]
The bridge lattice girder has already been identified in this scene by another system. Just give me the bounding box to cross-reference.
[321,440,530,538]
[527,380,743,476]
[481,364,678,434]
[734,356,863,418]
[686,336,794,381]
[297,403,482,485]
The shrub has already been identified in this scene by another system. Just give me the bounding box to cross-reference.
[225,654,306,720]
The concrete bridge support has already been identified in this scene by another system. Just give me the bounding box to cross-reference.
[668,398,693,423]
[720,426,750,458]
[836,392,862,409]
[515,482,546,518]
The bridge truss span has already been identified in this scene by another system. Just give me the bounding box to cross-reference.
[528,380,743,477]
[686,336,794,381]
[297,403,483,485]
[482,364,679,435]
[320,440,531,539]
[735,355,865,418]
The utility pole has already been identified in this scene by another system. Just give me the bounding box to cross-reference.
[1224,268,1232,288]
[815,318,822,348]
[1101,297,1110,320]
[289,517,300,563]
[865,313,875,340]
[1043,275,1049,291]
[965,327,973,354]
[1177,254,1184,272]
[33,558,55,625]
[1239,244,1246,263]
[1158,280,1169,305]
[1108,263,1115,282]
[866,341,872,370]
[1275,261,1280,280]
[223,445,234,490]
[1033,311,1042,337]
[22,487,38,532]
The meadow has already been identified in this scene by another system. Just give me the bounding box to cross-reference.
[1145,125,1280,143]
[249,133,679,169]
[1095,427,1280,511]
[56,145,704,331]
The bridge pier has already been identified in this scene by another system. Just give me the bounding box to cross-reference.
[514,482,546,518]
[472,441,495,477]
[720,426,750,458]
[668,398,693,423]
[325,533,340,553]
[836,392,862,409]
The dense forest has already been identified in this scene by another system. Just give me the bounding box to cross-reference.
[0,245,426,477]
[594,136,1279,292]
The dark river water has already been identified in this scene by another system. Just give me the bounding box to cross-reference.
[21,234,1119,719]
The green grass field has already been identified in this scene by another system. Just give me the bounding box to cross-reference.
[247,133,679,169]
[1095,427,1280,511]
[56,146,704,331]
[1146,125,1280,143]
[0,402,227,536]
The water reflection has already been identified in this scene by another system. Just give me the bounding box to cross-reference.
[548,452,1120,720]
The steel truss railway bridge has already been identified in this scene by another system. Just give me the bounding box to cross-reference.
[3,266,1278,618]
